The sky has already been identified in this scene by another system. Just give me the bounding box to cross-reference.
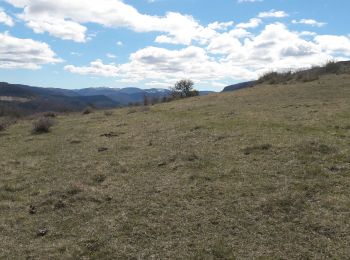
[0,0,349,91]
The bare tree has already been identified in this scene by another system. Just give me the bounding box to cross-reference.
[173,79,199,98]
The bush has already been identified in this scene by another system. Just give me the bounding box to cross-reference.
[323,60,342,74]
[104,110,113,116]
[258,71,292,84]
[43,111,57,118]
[0,118,16,132]
[82,107,94,115]
[32,117,54,134]
[143,95,150,106]
[0,121,6,132]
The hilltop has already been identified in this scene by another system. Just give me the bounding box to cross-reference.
[1,70,350,258]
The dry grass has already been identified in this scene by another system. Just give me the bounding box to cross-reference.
[1,73,350,258]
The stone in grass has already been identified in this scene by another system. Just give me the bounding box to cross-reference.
[98,147,108,152]
[158,162,167,167]
[37,228,48,237]
[29,205,37,215]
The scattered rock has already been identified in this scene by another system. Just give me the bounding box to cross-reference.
[29,205,37,215]
[98,147,108,152]
[191,126,202,131]
[93,174,106,183]
[158,162,166,167]
[37,228,48,237]
[188,153,199,161]
[100,132,122,138]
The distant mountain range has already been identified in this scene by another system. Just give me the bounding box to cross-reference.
[222,81,257,92]
[0,82,214,115]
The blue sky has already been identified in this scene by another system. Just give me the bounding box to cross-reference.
[0,0,349,91]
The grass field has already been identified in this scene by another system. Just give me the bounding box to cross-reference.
[1,73,350,259]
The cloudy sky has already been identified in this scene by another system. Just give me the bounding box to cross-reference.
[0,0,349,91]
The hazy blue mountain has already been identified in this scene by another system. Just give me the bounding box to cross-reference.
[222,81,257,92]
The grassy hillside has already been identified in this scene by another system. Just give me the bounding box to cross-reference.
[1,73,350,259]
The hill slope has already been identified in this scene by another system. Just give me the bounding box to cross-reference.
[1,73,350,258]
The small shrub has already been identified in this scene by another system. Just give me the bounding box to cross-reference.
[127,107,138,114]
[32,117,54,134]
[43,111,57,118]
[82,107,94,115]
[143,95,150,106]
[258,72,280,84]
[104,110,113,116]
[0,118,16,132]
[258,71,292,84]
[323,60,341,74]
[0,122,6,132]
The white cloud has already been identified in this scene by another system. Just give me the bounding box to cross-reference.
[70,52,82,56]
[64,23,350,88]
[5,0,350,90]
[298,31,317,37]
[314,35,350,56]
[258,10,289,18]
[6,0,217,45]
[0,32,62,69]
[236,18,262,29]
[64,59,119,77]
[292,19,326,27]
[208,21,234,31]
[107,53,117,59]
[0,9,14,26]
[19,15,88,42]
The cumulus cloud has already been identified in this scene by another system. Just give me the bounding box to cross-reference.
[0,8,14,26]
[64,22,350,88]
[236,18,262,29]
[65,45,252,88]
[5,0,219,45]
[20,15,88,42]
[64,59,119,77]
[314,35,350,56]
[4,0,350,89]
[208,21,234,31]
[0,32,62,69]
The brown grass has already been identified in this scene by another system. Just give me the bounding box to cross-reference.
[1,73,350,258]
